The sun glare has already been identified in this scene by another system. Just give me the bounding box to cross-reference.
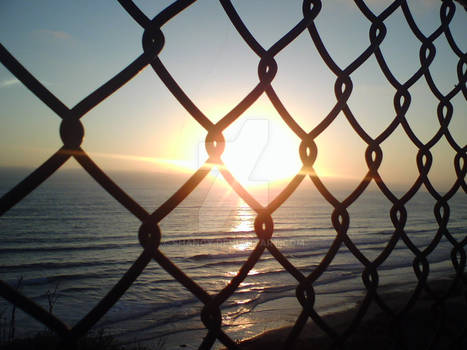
[215,117,302,187]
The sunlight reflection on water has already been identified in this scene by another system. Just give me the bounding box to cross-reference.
[231,202,255,233]
[226,268,259,278]
[232,241,253,251]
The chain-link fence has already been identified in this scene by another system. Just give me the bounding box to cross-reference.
[1,0,466,349]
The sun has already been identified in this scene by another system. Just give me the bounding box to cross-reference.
[218,117,302,187]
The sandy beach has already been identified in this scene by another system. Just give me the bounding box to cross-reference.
[234,277,467,350]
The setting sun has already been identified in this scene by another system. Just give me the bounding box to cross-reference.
[221,117,302,186]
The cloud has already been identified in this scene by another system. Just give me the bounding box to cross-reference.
[0,78,54,88]
[37,29,72,40]
[0,78,20,88]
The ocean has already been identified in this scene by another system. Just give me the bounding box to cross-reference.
[0,168,465,349]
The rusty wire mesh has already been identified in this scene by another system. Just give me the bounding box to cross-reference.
[1,0,466,349]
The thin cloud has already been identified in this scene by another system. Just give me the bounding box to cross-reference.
[0,78,20,88]
[38,29,72,40]
[0,78,54,88]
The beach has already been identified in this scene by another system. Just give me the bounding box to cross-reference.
[237,277,467,350]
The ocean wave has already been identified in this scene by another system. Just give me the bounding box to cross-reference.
[0,259,134,272]
[4,271,111,287]
[0,242,140,254]
[98,297,201,329]
[0,234,134,245]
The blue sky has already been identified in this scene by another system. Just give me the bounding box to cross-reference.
[0,0,466,190]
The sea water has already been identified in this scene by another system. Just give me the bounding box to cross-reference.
[0,168,465,349]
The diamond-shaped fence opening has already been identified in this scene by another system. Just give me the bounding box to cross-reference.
[0,1,466,349]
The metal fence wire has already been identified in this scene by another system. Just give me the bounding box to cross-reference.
[1,0,466,349]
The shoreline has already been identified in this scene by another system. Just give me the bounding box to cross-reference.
[233,276,466,349]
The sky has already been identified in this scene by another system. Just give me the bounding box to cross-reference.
[0,0,466,191]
